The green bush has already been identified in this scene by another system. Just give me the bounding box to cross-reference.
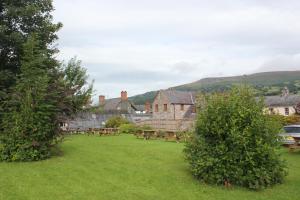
[119,124,137,134]
[105,116,130,128]
[184,86,287,190]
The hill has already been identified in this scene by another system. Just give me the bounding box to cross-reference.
[129,71,300,104]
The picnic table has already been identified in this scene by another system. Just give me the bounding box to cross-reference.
[288,134,300,151]
[135,130,156,140]
[87,128,119,136]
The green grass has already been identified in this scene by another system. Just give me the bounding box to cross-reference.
[1,134,300,200]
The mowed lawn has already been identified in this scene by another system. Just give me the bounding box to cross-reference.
[1,135,300,200]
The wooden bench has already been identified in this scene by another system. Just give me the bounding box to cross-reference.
[288,136,300,152]
[135,130,156,140]
[98,128,120,136]
[164,131,180,143]
[143,130,156,140]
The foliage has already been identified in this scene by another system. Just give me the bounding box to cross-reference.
[0,0,62,123]
[57,58,93,117]
[177,131,193,142]
[0,36,57,161]
[184,86,287,190]
[119,123,137,134]
[0,1,93,161]
[105,116,130,128]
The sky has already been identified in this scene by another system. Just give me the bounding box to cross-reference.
[52,0,300,99]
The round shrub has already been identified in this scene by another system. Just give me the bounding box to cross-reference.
[105,116,130,128]
[184,86,287,190]
[119,124,137,134]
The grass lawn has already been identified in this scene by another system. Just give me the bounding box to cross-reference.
[0,134,300,200]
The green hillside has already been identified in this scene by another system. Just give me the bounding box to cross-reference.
[130,71,300,104]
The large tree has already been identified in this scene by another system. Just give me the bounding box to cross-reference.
[0,1,93,161]
[0,35,57,161]
[0,0,62,122]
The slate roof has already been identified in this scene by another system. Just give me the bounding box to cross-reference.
[135,105,145,111]
[264,95,300,107]
[162,90,196,105]
[103,98,137,112]
[103,98,121,111]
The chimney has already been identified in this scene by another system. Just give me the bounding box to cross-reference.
[145,101,151,113]
[99,95,105,106]
[121,91,128,101]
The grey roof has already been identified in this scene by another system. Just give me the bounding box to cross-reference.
[162,90,196,105]
[135,105,145,111]
[103,98,121,111]
[103,98,137,111]
[264,95,300,107]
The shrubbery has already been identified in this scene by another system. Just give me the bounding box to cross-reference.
[119,124,137,134]
[105,116,130,128]
[184,86,287,190]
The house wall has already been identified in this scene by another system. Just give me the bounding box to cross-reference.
[152,91,193,120]
[266,106,296,116]
[152,91,174,119]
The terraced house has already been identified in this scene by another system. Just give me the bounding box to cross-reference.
[264,88,300,116]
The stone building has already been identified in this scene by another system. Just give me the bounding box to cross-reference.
[152,90,196,120]
[265,95,300,116]
[264,87,300,116]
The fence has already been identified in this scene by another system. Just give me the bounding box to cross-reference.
[65,112,152,131]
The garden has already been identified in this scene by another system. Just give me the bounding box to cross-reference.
[0,134,300,200]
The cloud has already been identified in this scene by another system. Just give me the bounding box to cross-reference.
[258,54,300,72]
[52,0,300,98]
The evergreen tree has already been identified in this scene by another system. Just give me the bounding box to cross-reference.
[0,35,57,161]
[0,0,62,125]
[0,1,93,161]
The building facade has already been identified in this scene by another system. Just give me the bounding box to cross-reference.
[152,90,196,120]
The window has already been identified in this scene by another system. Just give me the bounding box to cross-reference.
[155,104,159,112]
[285,107,289,116]
[269,108,274,114]
[180,104,184,111]
[164,104,168,111]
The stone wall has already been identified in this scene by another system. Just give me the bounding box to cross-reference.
[136,119,195,131]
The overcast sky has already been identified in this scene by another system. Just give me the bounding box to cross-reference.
[53,0,300,99]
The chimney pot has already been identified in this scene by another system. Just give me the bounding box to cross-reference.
[121,91,128,101]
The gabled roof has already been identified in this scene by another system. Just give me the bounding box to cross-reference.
[103,98,137,111]
[160,90,196,105]
[103,98,121,111]
[264,95,300,107]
